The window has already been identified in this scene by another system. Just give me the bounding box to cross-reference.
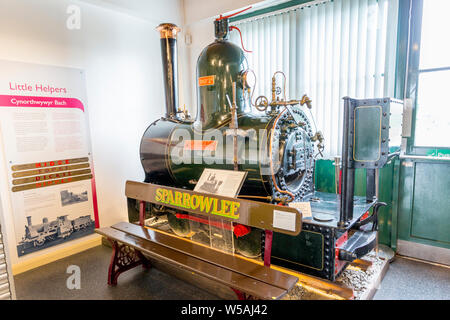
[231,0,399,158]
[413,0,450,148]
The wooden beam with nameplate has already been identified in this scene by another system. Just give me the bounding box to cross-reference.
[125,180,302,236]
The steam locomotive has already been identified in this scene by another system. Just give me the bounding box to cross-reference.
[19,215,94,248]
[128,14,403,281]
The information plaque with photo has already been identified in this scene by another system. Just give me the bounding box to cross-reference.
[0,60,99,257]
[194,168,247,198]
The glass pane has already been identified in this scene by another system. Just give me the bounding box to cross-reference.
[419,0,450,70]
[415,70,450,147]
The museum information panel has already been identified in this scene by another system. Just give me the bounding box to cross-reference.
[0,60,99,257]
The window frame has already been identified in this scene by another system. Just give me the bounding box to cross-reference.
[398,0,450,155]
[230,0,318,23]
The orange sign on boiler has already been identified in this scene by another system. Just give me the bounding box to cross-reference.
[184,140,218,151]
[198,76,215,87]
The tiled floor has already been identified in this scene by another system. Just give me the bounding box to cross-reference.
[14,245,450,300]
[14,245,218,300]
[373,256,450,300]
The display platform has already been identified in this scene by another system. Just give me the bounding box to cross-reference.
[126,221,390,300]
[283,249,390,300]
[304,192,374,228]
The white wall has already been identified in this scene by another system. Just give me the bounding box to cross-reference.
[0,0,185,265]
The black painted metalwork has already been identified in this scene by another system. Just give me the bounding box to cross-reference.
[158,24,180,118]
[340,97,354,227]
[339,97,403,227]
[366,169,376,203]
[214,18,229,40]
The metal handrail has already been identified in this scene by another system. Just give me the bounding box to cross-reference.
[399,154,450,162]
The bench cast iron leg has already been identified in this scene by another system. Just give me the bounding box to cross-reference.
[107,239,151,286]
[231,288,255,300]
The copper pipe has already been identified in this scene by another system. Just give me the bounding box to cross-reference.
[272,71,287,102]
[232,82,238,171]
[156,23,180,39]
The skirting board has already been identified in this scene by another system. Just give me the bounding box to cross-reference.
[397,240,450,266]
[12,234,102,275]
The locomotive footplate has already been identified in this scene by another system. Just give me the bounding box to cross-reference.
[271,191,381,281]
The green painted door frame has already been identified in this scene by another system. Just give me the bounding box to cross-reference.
[392,0,450,251]
[396,159,450,249]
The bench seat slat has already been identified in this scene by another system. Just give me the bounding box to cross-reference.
[111,222,298,292]
[96,227,288,300]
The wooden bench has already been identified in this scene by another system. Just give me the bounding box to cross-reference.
[96,181,301,300]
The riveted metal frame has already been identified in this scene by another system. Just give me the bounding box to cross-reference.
[343,97,400,170]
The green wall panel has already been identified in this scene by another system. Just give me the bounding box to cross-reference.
[411,162,450,243]
[314,160,336,194]
[397,160,450,250]
[397,162,414,241]
[378,161,395,246]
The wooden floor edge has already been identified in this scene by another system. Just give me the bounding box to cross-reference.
[12,234,102,275]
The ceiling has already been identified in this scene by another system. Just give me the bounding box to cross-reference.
[78,0,289,25]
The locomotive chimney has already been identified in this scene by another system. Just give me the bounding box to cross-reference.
[156,23,181,119]
[26,216,32,227]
